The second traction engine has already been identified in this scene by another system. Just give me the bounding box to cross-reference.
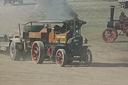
[102,5,128,43]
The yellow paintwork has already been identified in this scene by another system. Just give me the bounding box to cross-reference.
[56,35,66,39]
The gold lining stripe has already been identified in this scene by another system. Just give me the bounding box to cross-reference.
[56,35,66,39]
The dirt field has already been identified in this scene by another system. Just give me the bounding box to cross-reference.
[0,0,128,85]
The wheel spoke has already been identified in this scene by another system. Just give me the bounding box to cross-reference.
[35,47,39,51]
[57,53,61,64]
[11,48,14,54]
[33,49,39,55]
[104,31,111,38]
[32,43,40,62]
[56,51,63,65]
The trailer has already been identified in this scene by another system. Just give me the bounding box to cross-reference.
[0,34,12,51]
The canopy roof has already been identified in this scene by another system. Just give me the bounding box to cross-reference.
[23,19,86,25]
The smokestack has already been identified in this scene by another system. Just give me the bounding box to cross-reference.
[110,5,115,21]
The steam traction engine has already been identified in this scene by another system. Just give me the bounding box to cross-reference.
[102,5,128,42]
[9,19,92,67]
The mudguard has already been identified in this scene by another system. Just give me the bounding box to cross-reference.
[9,38,23,50]
[9,38,22,43]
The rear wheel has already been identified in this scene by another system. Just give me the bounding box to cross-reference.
[10,42,23,61]
[81,48,92,66]
[56,49,66,67]
[31,41,45,64]
[23,25,44,33]
[102,28,118,43]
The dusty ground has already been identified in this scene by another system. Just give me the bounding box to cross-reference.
[0,0,128,85]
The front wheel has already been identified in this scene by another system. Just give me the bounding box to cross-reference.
[81,48,92,66]
[10,42,23,61]
[31,41,45,64]
[102,28,118,43]
[56,49,67,67]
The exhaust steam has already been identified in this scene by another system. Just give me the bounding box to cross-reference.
[36,0,78,20]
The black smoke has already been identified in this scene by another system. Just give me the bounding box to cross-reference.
[36,0,78,20]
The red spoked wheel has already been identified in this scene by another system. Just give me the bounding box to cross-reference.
[56,49,66,67]
[31,41,45,64]
[102,28,118,43]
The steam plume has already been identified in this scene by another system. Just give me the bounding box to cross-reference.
[36,0,78,20]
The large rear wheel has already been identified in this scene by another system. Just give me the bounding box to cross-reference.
[31,41,45,64]
[102,28,118,43]
[56,49,66,67]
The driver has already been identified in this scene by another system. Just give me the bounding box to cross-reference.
[119,11,126,24]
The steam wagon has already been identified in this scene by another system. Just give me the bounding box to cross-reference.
[118,0,128,8]
[9,19,92,67]
[102,5,128,42]
[4,0,23,5]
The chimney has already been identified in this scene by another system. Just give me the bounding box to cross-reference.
[110,5,115,21]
